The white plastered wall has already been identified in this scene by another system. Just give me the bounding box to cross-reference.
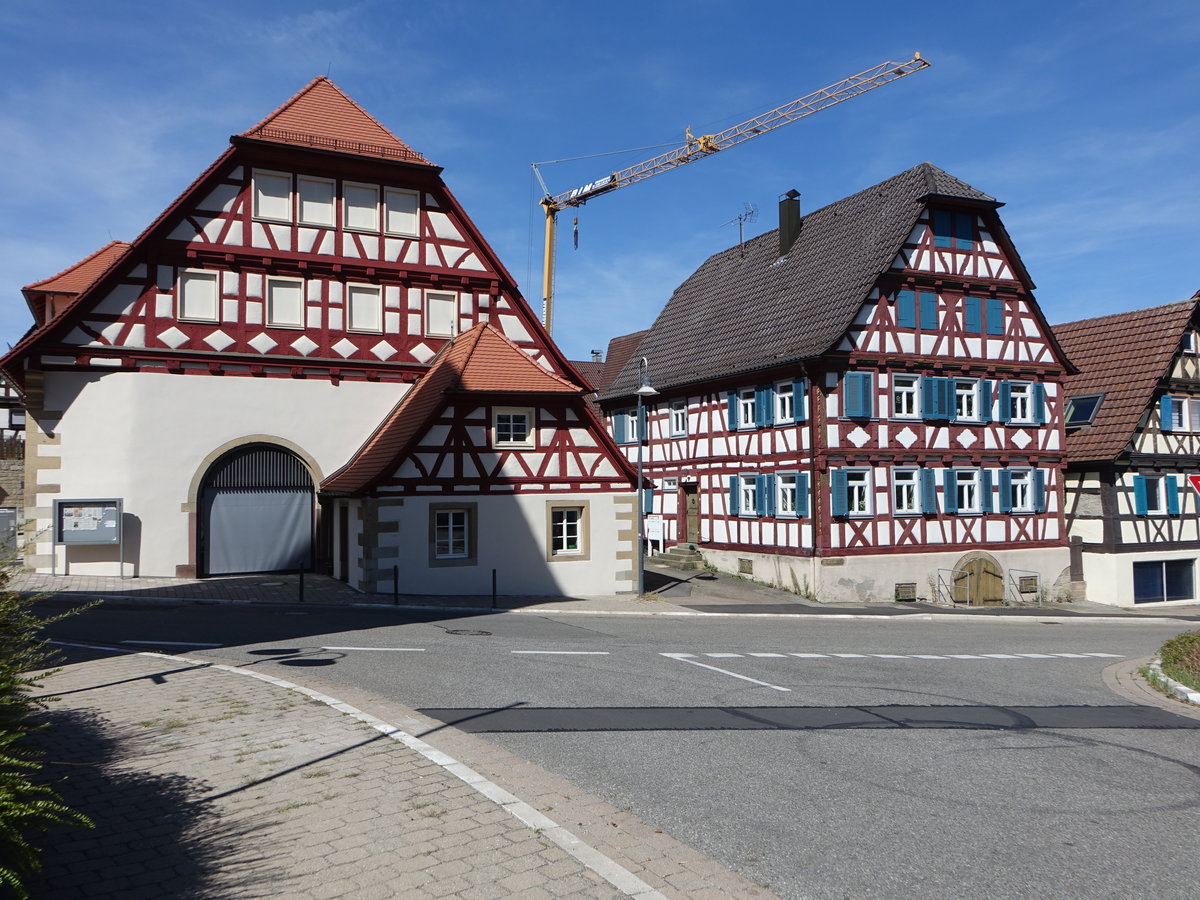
[29,370,406,575]
[348,493,634,597]
[1080,548,1200,608]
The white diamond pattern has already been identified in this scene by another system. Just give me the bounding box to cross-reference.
[409,342,435,364]
[248,333,277,354]
[333,338,358,358]
[895,426,917,449]
[157,326,187,350]
[1010,429,1032,449]
[371,340,397,361]
[204,330,234,351]
[847,426,870,448]
[956,429,977,448]
[291,335,319,356]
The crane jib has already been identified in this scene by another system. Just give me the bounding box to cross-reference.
[557,175,616,209]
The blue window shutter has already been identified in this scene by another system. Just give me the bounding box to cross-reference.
[980,380,993,423]
[955,213,975,250]
[614,411,627,444]
[1160,395,1174,432]
[729,476,740,516]
[637,405,648,442]
[921,469,938,514]
[919,292,938,330]
[981,470,993,513]
[797,472,810,518]
[897,290,916,328]
[642,484,655,514]
[794,379,807,422]
[1167,475,1180,515]
[756,385,771,428]
[986,298,1004,335]
[1133,475,1148,515]
[859,373,874,418]
[727,391,738,430]
[1032,383,1046,425]
[757,474,773,516]
[943,469,959,514]
[964,297,982,334]
[845,372,873,418]
[998,470,1013,513]
[933,210,953,248]
[921,378,937,420]
[997,382,1012,424]
[831,470,848,517]
[1033,470,1047,513]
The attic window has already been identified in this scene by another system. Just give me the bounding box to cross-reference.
[1183,332,1198,355]
[930,209,975,251]
[253,170,292,222]
[1064,394,1103,429]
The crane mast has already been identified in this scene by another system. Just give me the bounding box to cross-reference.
[536,53,930,333]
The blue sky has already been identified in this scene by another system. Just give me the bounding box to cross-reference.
[2,1,1198,363]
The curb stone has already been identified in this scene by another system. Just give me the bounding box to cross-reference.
[1146,658,1200,705]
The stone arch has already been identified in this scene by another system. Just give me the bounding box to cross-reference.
[951,549,1006,606]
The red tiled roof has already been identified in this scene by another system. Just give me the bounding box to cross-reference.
[1056,297,1197,463]
[240,76,433,166]
[322,324,581,495]
[23,240,130,295]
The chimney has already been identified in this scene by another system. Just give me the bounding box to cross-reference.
[591,349,603,363]
[778,189,801,257]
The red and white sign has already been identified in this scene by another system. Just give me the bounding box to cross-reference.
[1188,475,1200,495]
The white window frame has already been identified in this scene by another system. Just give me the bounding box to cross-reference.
[384,188,420,237]
[1142,474,1165,514]
[892,468,920,516]
[669,399,687,437]
[777,472,799,518]
[549,505,587,558]
[347,283,383,333]
[343,181,380,232]
[955,379,979,421]
[1009,382,1033,423]
[955,469,981,514]
[846,470,872,517]
[739,474,758,517]
[493,407,534,449]
[265,276,305,328]
[252,169,292,222]
[1010,469,1034,513]
[297,176,336,227]
[1185,332,1198,355]
[425,291,457,338]
[177,269,220,323]
[891,374,920,419]
[775,382,794,424]
[737,388,756,430]
[433,509,470,559]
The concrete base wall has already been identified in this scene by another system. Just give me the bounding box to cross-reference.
[1080,548,1200,608]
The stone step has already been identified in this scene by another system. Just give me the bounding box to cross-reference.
[652,545,705,571]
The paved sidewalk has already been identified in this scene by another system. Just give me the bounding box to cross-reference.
[29,650,774,899]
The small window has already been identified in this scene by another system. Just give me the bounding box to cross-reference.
[738,474,758,516]
[1065,394,1103,428]
[384,188,420,237]
[955,380,978,421]
[429,504,477,567]
[1184,332,1198,355]
[493,408,534,448]
[1009,470,1033,512]
[1133,559,1194,604]
[10,410,26,428]
[776,473,798,517]
[548,504,588,560]
[893,468,920,515]
[892,375,919,418]
[955,469,981,514]
[178,270,219,322]
[266,276,304,328]
[775,383,794,423]
[298,177,335,226]
[738,388,756,430]
[670,399,687,437]
[425,291,457,337]
[1009,383,1032,423]
[344,182,380,232]
[846,470,872,517]
[347,284,382,333]
[253,170,292,222]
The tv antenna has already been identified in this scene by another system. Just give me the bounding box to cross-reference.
[723,202,759,256]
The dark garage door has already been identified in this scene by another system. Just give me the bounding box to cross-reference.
[200,445,314,576]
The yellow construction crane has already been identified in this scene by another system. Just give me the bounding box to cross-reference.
[534,53,931,333]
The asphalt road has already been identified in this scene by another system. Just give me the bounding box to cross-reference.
[46,603,1200,899]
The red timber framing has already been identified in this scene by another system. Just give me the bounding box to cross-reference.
[597,163,1074,564]
[2,77,579,395]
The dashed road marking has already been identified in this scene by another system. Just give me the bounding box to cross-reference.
[685,651,1126,662]
[661,653,791,692]
[321,646,425,652]
[512,651,611,655]
[121,640,222,647]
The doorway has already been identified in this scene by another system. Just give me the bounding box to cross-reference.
[682,483,700,546]
[952,552,1005,605]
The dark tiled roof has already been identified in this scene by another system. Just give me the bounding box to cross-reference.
[1056,297,1198,463]
[322,324,581,495]
[602,163,1000,399]
[569,360,607,392]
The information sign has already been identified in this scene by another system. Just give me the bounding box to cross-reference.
[54,499,123,546]
[645,514,664,542]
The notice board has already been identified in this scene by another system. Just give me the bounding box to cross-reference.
[55,499,122,546]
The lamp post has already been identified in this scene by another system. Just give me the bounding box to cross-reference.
[634,358,658,596]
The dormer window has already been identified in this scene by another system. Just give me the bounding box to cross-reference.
[1064,394,1103,429]
[1184,332,1198,355]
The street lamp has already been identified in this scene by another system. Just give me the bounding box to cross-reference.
[634,357,658,596]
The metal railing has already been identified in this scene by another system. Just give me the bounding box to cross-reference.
[935,568,971,606]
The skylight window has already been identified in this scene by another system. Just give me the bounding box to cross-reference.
[1064,394,1103,429]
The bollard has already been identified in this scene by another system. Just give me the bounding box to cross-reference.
[491,568,497,609]
[393,565,399,606]
[298,568,305,604]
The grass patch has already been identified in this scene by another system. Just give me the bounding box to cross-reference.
[1159,630,1200,692]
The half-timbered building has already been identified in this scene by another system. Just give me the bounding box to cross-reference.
[600,163,1075,604]
[1056,295,1200,606]
[322,323,639,595]
[0,77,590,589]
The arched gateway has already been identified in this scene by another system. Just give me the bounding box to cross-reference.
[199,444,314,576]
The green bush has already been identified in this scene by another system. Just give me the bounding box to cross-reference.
[0,572,93,898]
[1159,629,1200,693]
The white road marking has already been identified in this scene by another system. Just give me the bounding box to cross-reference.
[831,653,870,658]
[121,640,222,647]
[911,655,948,659]
[980,654,1023,659]
[1082,653,1124,658]
[872,654,910,658]
[511,650,610,655]
[321,646,425,652]
[748,652,788,657]
[1014,653,1057,658]
[790,653,829,658]
[661,653,791,692]
[1051,653,1092,658]
[947,654,987,659]
[705,653,744,658]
